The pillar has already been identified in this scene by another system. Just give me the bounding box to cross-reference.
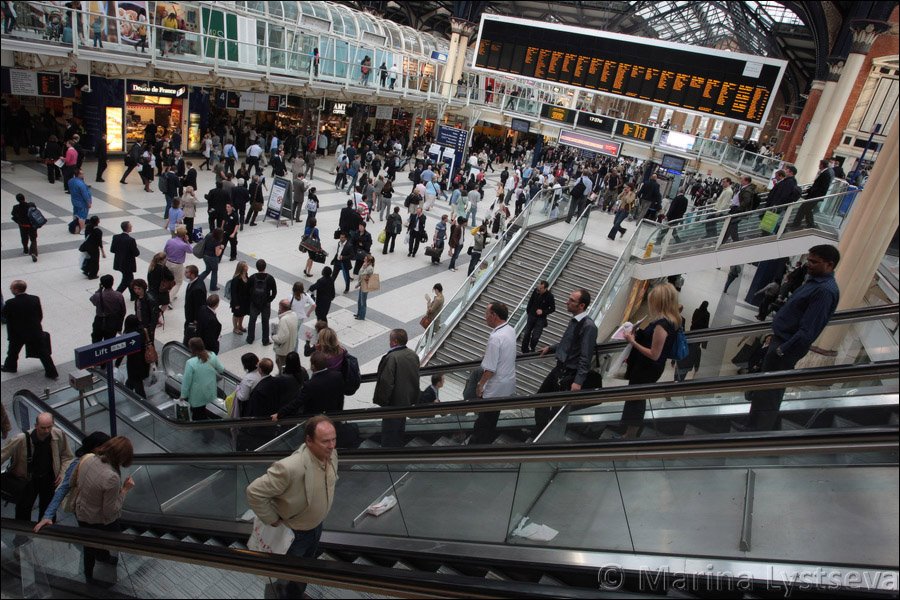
[795,21,890,180]
[793,64,841,178]
[780,80,824,160]
[800,117,899,365]
[444,18,477,100]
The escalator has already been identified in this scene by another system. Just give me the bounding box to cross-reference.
[12,304,898,454]
[3,427,897,598]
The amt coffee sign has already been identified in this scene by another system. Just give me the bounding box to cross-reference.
[128,80,188,98]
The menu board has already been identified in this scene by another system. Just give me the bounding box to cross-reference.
[473,15,786,126]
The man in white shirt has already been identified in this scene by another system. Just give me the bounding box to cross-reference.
[472,302,517,444]
[707,177,733,237]
[246,141,264,176]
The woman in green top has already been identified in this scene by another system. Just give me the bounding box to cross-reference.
[180,338,224,441]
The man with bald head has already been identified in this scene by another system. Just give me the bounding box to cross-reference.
[1,412,73,527]
[1,280,58,379]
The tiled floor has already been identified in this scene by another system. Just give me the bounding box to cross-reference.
[1,156,773,412]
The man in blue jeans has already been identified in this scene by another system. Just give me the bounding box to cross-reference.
[246,416,338,596]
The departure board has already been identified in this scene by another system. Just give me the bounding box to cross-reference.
[473,15,787,126]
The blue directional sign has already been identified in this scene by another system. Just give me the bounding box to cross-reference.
[74,332,143,369]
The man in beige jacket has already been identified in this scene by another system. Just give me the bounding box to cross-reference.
[1,412,73,530]
[271,299,300,373]
[246,415,338,596]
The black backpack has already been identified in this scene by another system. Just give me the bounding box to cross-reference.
[341,353,361,394]
[572,179,586,198]
[250,274,269,308]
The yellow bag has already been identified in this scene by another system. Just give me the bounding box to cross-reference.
[470,226,479,235]
[225,391,236,417]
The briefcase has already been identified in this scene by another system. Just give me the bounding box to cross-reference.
[424,246,441,258]
[311,251,328,264]
[25,332,51,358]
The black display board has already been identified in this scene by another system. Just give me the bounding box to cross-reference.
[474,15,786,126]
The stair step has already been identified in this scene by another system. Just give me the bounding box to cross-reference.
[204,538,226,547]
[181,535,201,544]
[485,569,510,581]
[393,561,415,570]
[405,437,430,447]
[432,436,457,446]
[318,551,339,561]
[353,556,378,566]
[437,565,463,576]
[831,416,860,428]
[160,533,180,541]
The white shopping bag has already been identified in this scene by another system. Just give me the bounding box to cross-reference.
[511,517,558,542]
[247,517,295,555]
[366,495,397,516]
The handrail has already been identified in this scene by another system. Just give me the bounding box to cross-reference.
[119,427,899,465]
[17,359,896,433]
[0,520,581,599]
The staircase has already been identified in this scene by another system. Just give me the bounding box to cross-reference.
[428,230,564,367]
[516,247,617,395]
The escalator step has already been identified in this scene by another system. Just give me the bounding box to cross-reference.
[359,439,381,449]
[485,569,510,581]
[160,533,180,541]
[831,416,860,428]
[393,561,416,570]
[318,551,338,561]
[890,412,899,426]
[352,556,378,566]
[181,535,200,544]
[228,542,248,550]
[405,437,430,447]
[539,575,568,587]
[683,424,712,436]
[432,436,458,446]
[779,418,805,430]
[123,527,140,536]
[204,538,226,547]
[437,565,463,576]
[493,434,520,444]
[140,530,159,538]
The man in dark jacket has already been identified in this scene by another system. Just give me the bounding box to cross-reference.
[110,221,140,296]
[338,199,361,235]
[90,275,126,342]
[792,159,833,229]
[273,351,345,419]
[95,133,108,182]
[666,193,689,223]
[330,233,354,294]
[349,222,372,275]
[196,294,222,354]
[11,193,39,262]
[766,166,801,208]
[231,180,251,230]
[182,160,198,192]
[373,329,421,447]
[636,175,662,221]
[205,181,229,231]
[407,207,426,257]
[309,267,336,324]
[1,280,58,378]
[521,281,556,353]
[246,259,278,346]
[183,265,208,338]
[120,141,143,184]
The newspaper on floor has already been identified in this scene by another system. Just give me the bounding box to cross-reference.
[511,517,559,542]
[366,495,397,516]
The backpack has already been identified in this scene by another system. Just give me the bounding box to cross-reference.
[669,327,689,361]
[192,236,206,259]
[27,205,47,228]
[341,352,361,395]
[572,179,586,198]
[223,279,232,301]
[250,274,269,308]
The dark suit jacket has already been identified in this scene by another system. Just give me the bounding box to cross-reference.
[407,213,426,234]
[373,346,420,407]
[417,385,438,404]
[184,278,208,323]
[807,168,834,200]
[1,293,44,342]
[182,168,197,191]
[277,370,345,418]
[110,232,139,273]
[666,195,689,222]
[339,207,360,233]
[196,306,221,354]
[766,176,802,207]
[309,275,335,305]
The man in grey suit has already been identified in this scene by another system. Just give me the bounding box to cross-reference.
[536,288,599,433]
[373,328,420,447]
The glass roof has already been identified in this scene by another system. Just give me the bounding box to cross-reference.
[633,1,804,57]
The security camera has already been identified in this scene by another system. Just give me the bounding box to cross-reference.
[81,84,92,93]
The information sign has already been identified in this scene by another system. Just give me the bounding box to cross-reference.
[557,129,622,157]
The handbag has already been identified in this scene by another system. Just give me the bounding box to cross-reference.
[311,250,327,264]
[419,315,432,329]
[424,246,441,258]
[466,246,474,256]
[247,516,295,554]
[160,278,176,293]
[366,273,381,291]
[333,228,341,240]
[144,329,158,364]
[0,433,32,503]
[25,332,51,359]
[60,454,94,514]
[418,230,429,243]
[378,230,387,244]
[759,210,779,233]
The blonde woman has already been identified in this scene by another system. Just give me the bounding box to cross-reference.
[622,282,681,437]
[180,186,198,239]
[229,261,250,334]
[316,327,346,371]
[354,254,375,320]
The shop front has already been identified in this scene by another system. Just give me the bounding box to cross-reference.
[321,100,352,146]
[119,80,189,149]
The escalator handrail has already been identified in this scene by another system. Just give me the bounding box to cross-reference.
[160,303,900,381]
[26,358,896,432]
[117,426,900,465]
[0,519,590,599]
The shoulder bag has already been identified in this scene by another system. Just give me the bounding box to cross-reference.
[60,454,95,514]
[0,432,33,503]
[366,273,381,292]
[144,329,158,364]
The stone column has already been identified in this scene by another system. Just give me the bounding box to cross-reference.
[794,21,890,180]
[441,29,461,98]
[780,80,824,160]
[800,117,899,365]
[445,18,477,101]
[792,62,841,178]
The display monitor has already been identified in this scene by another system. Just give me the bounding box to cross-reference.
[510,117,531,133]
[660,154,687,173]
[659,131,697,152]
[473,14,787,126]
